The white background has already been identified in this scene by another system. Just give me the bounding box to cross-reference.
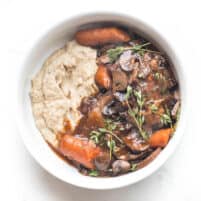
[0,0,200,200]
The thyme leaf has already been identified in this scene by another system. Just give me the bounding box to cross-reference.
[125,85,132,100]
[107,42,157,62]
[160,105,173,128]
[130,163,137,171]
[107,138,116,160]
[89,170,99,177]
[150,104,158,113]
[154,72,166,82]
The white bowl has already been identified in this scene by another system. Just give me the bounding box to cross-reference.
[17,12,187,190]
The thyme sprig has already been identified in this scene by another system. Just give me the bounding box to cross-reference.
[150,104,158,113]
[154,72,166,81]
[160,105,173,128]
[107,42,159,62]
[125,86,148,140]
[90,119,123,159]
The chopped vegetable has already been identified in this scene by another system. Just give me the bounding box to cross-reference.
[149,128,173,147]
[59,135,101,169]
[95,65,111,89]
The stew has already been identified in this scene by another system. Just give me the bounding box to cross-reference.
[58,26,180,177]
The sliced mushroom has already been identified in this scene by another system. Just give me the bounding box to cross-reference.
[114,91,127,102]
[171,100,180,118]
[119,50,136,72]
[136,148,161,169]
[112,70,128,91]
[102,100,125,116]
[112,160,131,175]
[94,152,111,171]
[116,147,147,160]
[123,129,150,152]
[138,64,151,79]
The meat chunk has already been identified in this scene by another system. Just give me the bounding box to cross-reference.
[112,160,131,175]
[79,97,97,114]
[136,148,161,169]
[112,70,128,91]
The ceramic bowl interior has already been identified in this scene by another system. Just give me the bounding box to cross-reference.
[17,12,186,190]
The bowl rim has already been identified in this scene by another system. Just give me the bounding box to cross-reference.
[16,11,187,190]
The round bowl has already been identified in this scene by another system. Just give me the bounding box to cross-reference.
[17,12,187,190]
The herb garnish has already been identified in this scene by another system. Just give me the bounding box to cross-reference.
[130,163,137,171]
[125,86,148,140]
[160,105,173,128]
[107,137,116,160]
[150,104,158,113]
[90,119,123,159]
[107,42,159,62]
[154,72,166,81]
[89,170,99,177]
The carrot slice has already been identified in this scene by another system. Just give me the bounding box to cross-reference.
[95,65,111,89]
[59,135,101,169]
[75,27,130,46]
[149,128,173,148]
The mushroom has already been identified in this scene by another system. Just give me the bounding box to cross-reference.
[119,50,136,72]
[171,100,180,118]
[118,152,147,161]
[114,91,127,102]
[94,152,111,171]
[123,129,150,152]
[112,160,131,175]
[102,100,125,116]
